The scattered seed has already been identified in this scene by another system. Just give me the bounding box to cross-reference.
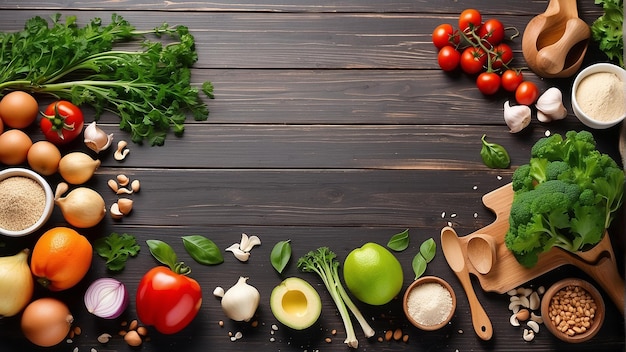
[377,336,383,342]
[450,213,457,218]
[124,330,142,347]
[497,175,503,180]
[384,330,393,341]
[393,328,402,341]
[545,130,551,137]
[325,337,332,343]
[66,338,73,344]
[121,321,128,327]
[97,333,112,344]
[331,329,337,335]
[73,347,79,352]
[270,337,276,342]
[441,212,446,218]
[251,320,259,328]
[218,320,224,327]
[234,331,243,339]
[137,326,148,337]
[271,324,279,331]
[473,212,478,218]
[129,320,138,331]
[118,330,127,337]
[402,334,409,343]
[230,336,237,342]
[473,185,478,190]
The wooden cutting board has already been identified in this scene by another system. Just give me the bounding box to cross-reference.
[458,183,624,314]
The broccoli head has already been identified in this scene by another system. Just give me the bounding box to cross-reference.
[506,131,625,268]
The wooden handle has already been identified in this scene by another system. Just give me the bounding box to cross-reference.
[579,256,625,316]
[457,269,493,340]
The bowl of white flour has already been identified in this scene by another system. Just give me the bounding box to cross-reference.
[571,63,626,129]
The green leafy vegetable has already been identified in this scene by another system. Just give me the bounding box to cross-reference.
[146,239,191,275]
[94,232,140,271]
[591,0,624,67]
[411,253,427,280]
[297,247,374,348]
[0,13,214,145]
[270,240,292,273]
[419,237,437,263]
[505,131,625,267]
[480,134,511,169]
[386,229,410,251]
[182,235,224,265]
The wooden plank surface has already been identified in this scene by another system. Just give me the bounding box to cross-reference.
[0,1,623,352]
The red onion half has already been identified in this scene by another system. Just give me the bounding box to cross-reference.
[84,278,129,319]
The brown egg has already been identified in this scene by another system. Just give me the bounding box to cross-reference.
[27,141,61,176]
[0,129,32,165]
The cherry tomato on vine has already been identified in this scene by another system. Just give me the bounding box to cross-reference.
[476,72,501,95]
[515,81,539,105]
[501,69,523,92]
[136,266,202,334]
[478,19,505,46]
[437,46,461,71]
[460,47,486,75]
[490,43,513,70]
[40,101,84,145]
[432,23,459,49]
[458,9,482,31]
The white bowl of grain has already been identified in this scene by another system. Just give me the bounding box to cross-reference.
[0,168,54,237]
[571,63,626,129]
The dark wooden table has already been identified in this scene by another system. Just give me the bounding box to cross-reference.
[0,1,624,351]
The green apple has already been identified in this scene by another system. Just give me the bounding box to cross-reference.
[270,277,322,330]
[343,242,403,305]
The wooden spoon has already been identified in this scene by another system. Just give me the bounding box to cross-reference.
[467,234,496,275]
[441,226,493,341]
[522,0,590,78]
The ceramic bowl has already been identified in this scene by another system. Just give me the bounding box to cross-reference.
[571,63,626,129]
[540,278,605,343]
[0,168,54,237]
[403,276,456,331]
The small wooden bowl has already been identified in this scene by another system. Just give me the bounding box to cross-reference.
[403,276,456,331]
[541,278,605,343]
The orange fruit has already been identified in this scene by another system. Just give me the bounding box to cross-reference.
[31,227,93,291]
[343,242,403,305]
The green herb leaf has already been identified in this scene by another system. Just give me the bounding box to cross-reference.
[182,235,224,265]
[147,239,178,270]
[419,238,437,263]
[387,229,410,251]
[412,253,427,280]
[480,134,510,169]
[94,233,140,272]
[591,0,624,67]
[270,240,292,273]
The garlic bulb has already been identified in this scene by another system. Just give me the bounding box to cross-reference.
[220,277,260,322]
[535,87,567,122]
[0,249,34,317]
[503,101,531,133]
[84,122,114,153]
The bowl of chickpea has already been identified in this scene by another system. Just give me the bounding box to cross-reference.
[540,278,605,343]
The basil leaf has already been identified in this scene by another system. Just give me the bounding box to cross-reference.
[182,235,224,265]
[412,253,427,280]
[387,229,410,251]
[419,238,437,263]
[270,240,292,273]
[146,239,178,269]
[480,134,510,169]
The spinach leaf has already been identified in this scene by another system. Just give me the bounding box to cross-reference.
[387,229,410,251]
[270,240,292,273]
[480,134,510,169]
[182,235,224,265]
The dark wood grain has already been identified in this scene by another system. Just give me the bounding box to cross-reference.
[0,1,623,352]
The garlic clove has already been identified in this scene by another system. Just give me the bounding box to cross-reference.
[117,198,133,215]
[240,235,261,252]
[503,101,531,133]
[110,203,124,219]
[537,110,553,123]
[225,243,250,262]
[536,87,567,121]
[213,286,225,298]
[84,122,114,153]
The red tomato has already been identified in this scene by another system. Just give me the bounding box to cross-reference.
[437,46,461,71]
[40,101,85,145]
[501,69,523,92]
[432,23,459,49]
[490,43,513,70]
[478,19,505,46]
[458,9,482,31]
[515,81,540,105]
[476,72,501,95]
[136,266,202,334]
[460,47,486,75]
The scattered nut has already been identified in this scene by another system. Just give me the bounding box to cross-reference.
[529,291,541,311]
[516,309,530,322]
[97,333,112,344]
[510,313,521,327]
[325,337,332,343]
[114,140,130,161]
[129,320,139,331]
[393,328,402,341]
[530,312,544,324]
[384,330,393,341]
[137,326,148,337]
[527,320,540,333]
[523,328,535,342]
[124,330,142,347]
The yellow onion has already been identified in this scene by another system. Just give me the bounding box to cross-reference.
[0,249,34,317]
[58,151,101,185]
[54,186,106,228]
[21,297,73,347]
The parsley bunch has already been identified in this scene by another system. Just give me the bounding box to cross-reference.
[0,13,214,145]
[591,0,624,68]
